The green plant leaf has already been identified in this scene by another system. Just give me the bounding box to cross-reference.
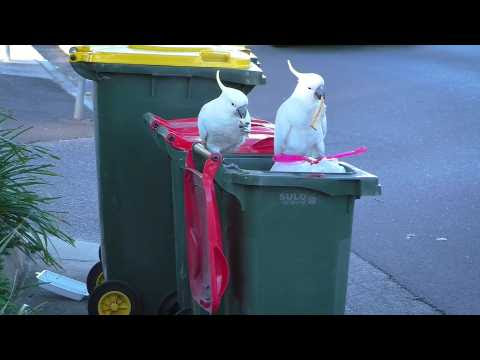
[0,108,75,273]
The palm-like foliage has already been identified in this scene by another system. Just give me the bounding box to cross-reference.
[0,108,74,268]
[0,229,48,315]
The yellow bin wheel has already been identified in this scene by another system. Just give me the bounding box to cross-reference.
[88,280,142,315]
[86,261,105,295]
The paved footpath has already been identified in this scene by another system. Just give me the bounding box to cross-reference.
[2,46,442,315]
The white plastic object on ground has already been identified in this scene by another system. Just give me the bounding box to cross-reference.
[36,270,89,301]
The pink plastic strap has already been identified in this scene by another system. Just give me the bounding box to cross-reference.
[273,147,368,163]
[273,154,320,164]
[328,146,368,159]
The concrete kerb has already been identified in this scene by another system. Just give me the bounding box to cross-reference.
[46,236,98,263]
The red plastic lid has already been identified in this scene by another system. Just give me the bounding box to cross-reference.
[149,114,274,154]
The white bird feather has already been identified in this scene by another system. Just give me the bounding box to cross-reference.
[274,60,327,158]
[271,60,344,173]
[197,71,251,153]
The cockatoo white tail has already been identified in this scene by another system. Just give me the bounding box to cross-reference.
[271,59,341,173]
[197,71,251,154]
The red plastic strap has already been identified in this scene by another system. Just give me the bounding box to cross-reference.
[184,150,229,314]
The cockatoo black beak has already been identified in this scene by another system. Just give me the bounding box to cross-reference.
[315,88,325,100]
[237,105,247,119]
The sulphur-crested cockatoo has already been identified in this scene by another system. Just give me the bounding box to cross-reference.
[198,71,251,153]
[271,60,345,173]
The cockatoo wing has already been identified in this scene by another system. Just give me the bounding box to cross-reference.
[311,118,326,157]
[198,116,208,143]
[315,133,326,156]
[274,103,294,155]
[320,113,327,138]
[198,101,215,143]
[274,116,292,155]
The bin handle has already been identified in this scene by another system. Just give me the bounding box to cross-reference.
[200,50,231,63]
[193,143,219,162]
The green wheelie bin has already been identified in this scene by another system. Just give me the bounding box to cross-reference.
[205,150,381,315]
[146,115,381,315]
[145,113,275,314]
[69,45,265,315]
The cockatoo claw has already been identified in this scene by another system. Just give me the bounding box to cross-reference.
[210,152,223,160]
[223,162,240,170]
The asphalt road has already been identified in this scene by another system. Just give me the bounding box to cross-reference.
[247,45,480,314]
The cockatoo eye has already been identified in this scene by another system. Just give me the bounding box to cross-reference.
[231,102,235,107]
[308,87,312,90]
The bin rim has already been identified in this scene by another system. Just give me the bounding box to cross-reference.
[71,61,265,85]
[208,151,382,198]
[221,153,376,179]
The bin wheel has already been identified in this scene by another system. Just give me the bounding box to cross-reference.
[88,280,142,315]
[158,291,180,315]
[175,308,193,315]
[86,261,105,295]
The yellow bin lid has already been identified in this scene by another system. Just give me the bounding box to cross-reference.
[69,45,253,69]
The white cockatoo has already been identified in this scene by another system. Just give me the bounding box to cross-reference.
[271,60,345,173]
[197,71,251,153]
